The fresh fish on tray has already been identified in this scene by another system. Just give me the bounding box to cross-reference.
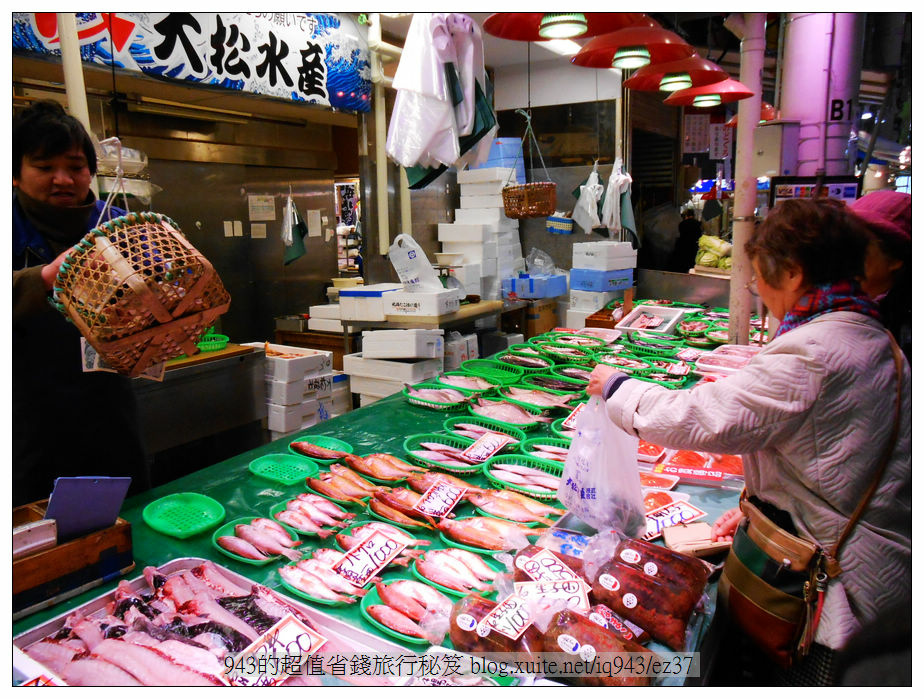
[278,565,357,604]
[558,366,592,382]
[233,524,302,561]
[406,471,484,495]
[344,453,427,482]
[405,385,470,405]
[369,494,434,529]
[275,509,335,538]
[216,535,269,561]
[295,492,355,521]
[437,374,496,390]
[497,353,551,369]
[489,489,565,517]
[531,450,568,462]
[385,579,453,617]
[435,516,546,552]
[527,375,584,391]
[290,441,350,461]
[366,605,431,640]
[465,490,556,525]
[415,550,492,593]
[470,398,551,424]
[306,475,369,503]
[449,423,519,446]
[501,386,578,408]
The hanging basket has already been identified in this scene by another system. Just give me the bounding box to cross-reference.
[502,109,558,219]
[52,211,231,377]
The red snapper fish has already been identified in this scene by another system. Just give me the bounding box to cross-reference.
[290,441,351,461]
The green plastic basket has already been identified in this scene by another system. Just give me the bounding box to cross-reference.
[676,315,711,337]
[497,384,584,414]
[434,516,540,554]
[683,335,721,349]
[705,325,731,344]
[543,332,608,349]
[211,516,301,566]
[433,371,499,395]
[276,561,359,607]
[249,453,320,486]
[521,372,589,392]
[550,417,575,441]
[287,435,354,465]
[468,395,549,431]
[442,416,527,446]
[403,432,480,474]
[411,555,500,598]
[635,373,688,389]
[458,359,525,386]
[533,341,596,365]
[482,454,564,501]
[594,351,655,375]
[197,332,229,352]
[519,437,572,463]
[621,332,681,358]
[645,356,693,377]
[403,381,476,411]
[268,500,342,537]
[143,492,225,539]
[548,363,593,384]
[492,351,554,374]
[304,471,370,507]
[360,585,433,644]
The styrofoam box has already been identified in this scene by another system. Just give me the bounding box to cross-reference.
[496,229,519,245]
[566,308,593,329]
[497,243,521,264]
[447,262,481,287]
[441,240,498,264]
[385,289,460,317]
[454,208,519,228]
[460,194,505,209]
[438,223,490,243]
[343,352,443,382]
[308,318,344,333]
[444,336,469,370]
[572,241,638,271]
[349,374,407,398]
[460,181,504,196]
[244,342,333,382]
[482,258,498,277]
[265,371,333,405]
[338,283,403,321]
[464,333,479,360]
[267,398,322,433]
[309,304,341,319]
[457,166,516,184]
[615,304,686,335]
[570,289,622,311]
[569,267,634,292]
[362,329,445,360]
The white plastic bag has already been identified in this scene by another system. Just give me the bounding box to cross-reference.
[388,233,444,291]
[557,396,646,535]
[572,166,603,234]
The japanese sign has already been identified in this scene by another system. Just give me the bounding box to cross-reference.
[477,594,533,641]
[226,614,327,687]
[331,531,406,587]
[413,482,467,518]
[513,578,591,613]
[683,115,710,153]
[12,12,371,113]
[643,501,707,541]
[460,432,515,463]
[562,402,587,431]
[517,548,592,593]
[709,123,733,160]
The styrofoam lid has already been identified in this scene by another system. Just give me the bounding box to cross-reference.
[339,283,403,297]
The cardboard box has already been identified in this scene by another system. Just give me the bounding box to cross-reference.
[526,299,560,337]
[13,500,134,617]
[569,267,635,292]
[361,329,445,359]
[385,289,460,317]
[338,283,403,321]
[457,166,517,184]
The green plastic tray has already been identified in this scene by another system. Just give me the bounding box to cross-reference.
[519,437,572,462]
[491,351,554,374]
[621,333,681,358]
[442,416,527,446]
[543,332,607,349]
[467,395,548,431]
[360,585,434,645]
[458,359,525,386]
[482,454,564,501]
[433,371,499,395]
[532,341,597,365]
[403,381,475,411]
[276,561,360,607]
[676,315,710,337]
[268,500,341,538]
[211,516,301,566]
[304,471,371,507]
[549,417,575,442]
[403,433,480,475]
[548,363,593,384]
[496,383,584,414]
[349,453,415,485]
[249,453,320,486]
[142,492,225,539]
[287,435,354,465]
[411,551,503,597]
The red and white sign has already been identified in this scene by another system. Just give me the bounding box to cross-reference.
[684,115,710,153]
[413,481,467,518]
[514,578,590,613]
[227,614,327,687]
[521,548,592,593]
[460,432,515,463]
[562,402,587,431]
[478,594,533,641]
[709,123,733,160]
[331,531,406,586]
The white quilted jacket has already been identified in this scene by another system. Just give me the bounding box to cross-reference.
[605,312,911,650]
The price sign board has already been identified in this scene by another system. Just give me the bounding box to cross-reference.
[460,432,515,463]
[413,481,467,518]
[643,501,707,541]
[226,614,327,687]
[517,548,592,593]
[478,594,533,641]
[331,531,406,586]
[562,402,587,431]
[513,578,590,613]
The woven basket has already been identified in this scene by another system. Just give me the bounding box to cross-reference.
[52,212,230,377]
[502,182,557,219]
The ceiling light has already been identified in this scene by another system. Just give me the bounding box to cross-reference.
[538,13,588,39]
[483,12,651,42]
[612,46,650,69]
[659,72,693,91]
[537,39,584,57]
[664,78,755,108]
[862,111,874,120]
[623,55,727,92]
[573,24,693,70]
[693,94,722,107]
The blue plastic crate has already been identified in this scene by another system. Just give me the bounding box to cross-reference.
[569,268,634,292]
[473,137,525,185]
[502,273,568,299]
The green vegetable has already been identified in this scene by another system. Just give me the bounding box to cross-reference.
[696,251,719,267]
[718,255,733,270]
[698,235,732,258]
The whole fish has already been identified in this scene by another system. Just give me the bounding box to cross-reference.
[366,605,428,639]
[438,374,495,390]
[388,579,454,616]
[344,454,425,482]
[405,385,469,405]
[531,443,570,455]
[350,522,432,548]
[290,441,350,461]
[216,535,268,561]
[276,509,335,538]
[532,451,567,462]
[235,524,303,561]
[251,517,301,547]
[375,581,427,622]
[287,498,343,528]
[327,464,380,494]
[306,476,367,504]
[373,487,424,517]
[296,493,354,520]
[406,471,484,495]
[497,353,550,369]
[598,354,649,370]
[416,552,491,593]
[410,450,455,462]
[465,491,556,526]
[418,443,478,464]
[559,367,592,381]
[471,398,551,425]
[452,429,488,440]
[435,517,539,552]
[490,489,566,516]
[277,566,355,603]
[502,387,578,407]
[443,548,499,581]
[490,468,560,491]
[528,375,584,391]
[369,497,433,529]
[295,559,367,597]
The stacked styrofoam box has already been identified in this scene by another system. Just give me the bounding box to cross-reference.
[441,167,525,300]
[567,241,637,314]
[244,342,334,437]
[344,331,444,405]
[308,303,343,332]
[329,372,352,418]
[444,332,479,370]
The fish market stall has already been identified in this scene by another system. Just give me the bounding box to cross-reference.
[14,314,752,686]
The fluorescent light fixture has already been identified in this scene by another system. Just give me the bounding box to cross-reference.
[538,13,588,39]
[659,72,693,92]
[536,39,583,56]
[693,94,722,107]
[612,46,650,69]
[862,111,874,120]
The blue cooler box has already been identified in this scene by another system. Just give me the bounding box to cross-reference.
[569,268,634,292]
[473,137,526,185]
[502,273,568,299]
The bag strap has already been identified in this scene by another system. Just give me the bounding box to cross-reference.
[505,109,552,187]
[825,332,904,576]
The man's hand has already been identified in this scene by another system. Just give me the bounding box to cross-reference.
[711,507,744,543]
[588,364,624,397]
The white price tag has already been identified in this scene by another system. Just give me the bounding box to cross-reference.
[481,594,533,641]
[522,549,592,593]
[513,578,591,613]
[226,614,327,687]
[331,531,406,586]
[460,432,515,463]
[413,482,467,518]
[644,501,708,541]
[562,402,586,430]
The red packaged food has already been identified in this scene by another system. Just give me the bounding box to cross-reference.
[588,603,651,644]
[513,544,588,585]
[707,453,744,476]
[665,450,710,469]
[638,472,678,489]
[449,593,543,656]
[614,537,709,592]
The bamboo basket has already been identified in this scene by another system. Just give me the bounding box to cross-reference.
[52,212,231,377]
[501,108,558,219]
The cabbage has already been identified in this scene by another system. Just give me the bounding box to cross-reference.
[718,255,733,270]
[696,250,720,267]
[698,235,733,257]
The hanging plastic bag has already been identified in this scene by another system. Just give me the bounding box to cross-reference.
[282,192,307,265]
[557,396,646,535]
[388,233,444,291]
[572,164,604,234]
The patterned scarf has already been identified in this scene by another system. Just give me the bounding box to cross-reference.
[775,280,881,338]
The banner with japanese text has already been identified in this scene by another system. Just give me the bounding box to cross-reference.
[12,12,371,113]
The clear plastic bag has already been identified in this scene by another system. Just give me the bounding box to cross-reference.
[525,247,555,276]
[572,166,603,234]
[556,396,646,535]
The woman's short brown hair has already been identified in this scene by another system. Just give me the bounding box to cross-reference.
[745,197,872,287]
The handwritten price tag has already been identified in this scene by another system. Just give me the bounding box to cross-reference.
[562,402,587,430]
[331,531,407,586]
[413,482,466,518]
[522,548,592,593]
[460,432,515,463]
[227,614,327,687]
[644,501,708,541]
[478,594,533,641]
[513,578,590,613]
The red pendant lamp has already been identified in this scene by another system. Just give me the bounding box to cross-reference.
[726,102,778,127]
[623,55,728,92]
[483,12,651,41]
[663,78,754,107]
[572,25,694,70]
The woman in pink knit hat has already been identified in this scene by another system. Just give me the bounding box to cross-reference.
[850,190,912,362]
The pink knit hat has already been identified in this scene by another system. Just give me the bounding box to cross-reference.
[850,190,911,250]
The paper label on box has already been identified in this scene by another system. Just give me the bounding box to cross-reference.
[226,613,327,686]
[643,501,708,541]
[331,531,407,586]
[513,578,590,613]
[480,594,533,641]
[562,402,587,430]
[460,432,515,463]
[413,481,467,518]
